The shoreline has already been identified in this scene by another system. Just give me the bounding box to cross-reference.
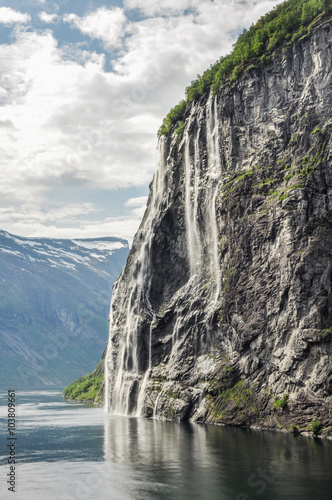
[63,396,332,440]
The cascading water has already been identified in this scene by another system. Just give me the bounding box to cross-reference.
[102,25,332,433]
[151,97,222,417]
[105,93,222,418]
[205,96,222,306]
[104,281,121,413]
[105,139,168,415]
[184,126,202,277]
[183,96,221,296]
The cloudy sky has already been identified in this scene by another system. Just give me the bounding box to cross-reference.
[0,0,283,243]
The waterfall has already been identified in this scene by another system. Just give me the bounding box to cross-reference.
[106,93,222,418]
[104,284,119,413]
[135,308,154,416]
[152,95,222,418]
[205,96,222,305]
[183,96,221,294]
[184,127,202,277]
[104,339,110,413]
[105,138,167,415]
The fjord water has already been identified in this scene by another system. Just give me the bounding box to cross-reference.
[1,391,332,500]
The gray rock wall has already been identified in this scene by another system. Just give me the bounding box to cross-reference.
[105,19,332,436]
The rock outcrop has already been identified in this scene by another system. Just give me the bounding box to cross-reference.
[105,18,332,436]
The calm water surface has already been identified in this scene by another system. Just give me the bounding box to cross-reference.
[0,390,331,500]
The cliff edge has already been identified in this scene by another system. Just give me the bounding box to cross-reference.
[105,17,332,436]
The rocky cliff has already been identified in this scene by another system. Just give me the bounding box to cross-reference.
[105,19,332,436]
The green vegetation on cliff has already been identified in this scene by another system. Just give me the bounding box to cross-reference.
[63,360,104,403]
[158,0,332,136]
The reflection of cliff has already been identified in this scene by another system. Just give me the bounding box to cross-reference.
[103,418,332,499]
[103,417,241,499]
[105,19,332,433]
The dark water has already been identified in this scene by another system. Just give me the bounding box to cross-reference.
[0,391,331,500]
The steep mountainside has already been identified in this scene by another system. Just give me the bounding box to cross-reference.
[0,230,128,388]
[105,17,332,435]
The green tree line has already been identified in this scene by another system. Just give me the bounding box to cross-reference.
[158,0,332,135]
[63,368,104,401]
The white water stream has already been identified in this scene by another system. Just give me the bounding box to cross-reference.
[105,139,167,415]
[106,95,222,417]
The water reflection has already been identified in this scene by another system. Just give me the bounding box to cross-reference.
[0,392,331,500]
[103,417,332,500]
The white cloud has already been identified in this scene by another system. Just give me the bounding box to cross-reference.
[0,202,140,244]
[0,119,15,129]
[125,196,148,207]
[38,12,58,24]
[63,7,127,48]
[0,7,31,25]
[0,28,153,191]
[125,0,280,21]
[125,196,148,219]
[0,0,285,240]
[124,0,201,16]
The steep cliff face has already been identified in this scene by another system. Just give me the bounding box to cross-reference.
[105,20,332,435]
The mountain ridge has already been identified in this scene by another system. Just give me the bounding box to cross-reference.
[0,229,129,388]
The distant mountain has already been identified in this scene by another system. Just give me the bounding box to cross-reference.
[0,229,129,389]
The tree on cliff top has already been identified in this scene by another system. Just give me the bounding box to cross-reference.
[158,0,332,136]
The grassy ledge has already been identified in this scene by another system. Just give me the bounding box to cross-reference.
[158,0,332,136]
[63,360,104,403]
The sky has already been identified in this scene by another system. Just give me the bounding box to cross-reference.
[0,0,283,244]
